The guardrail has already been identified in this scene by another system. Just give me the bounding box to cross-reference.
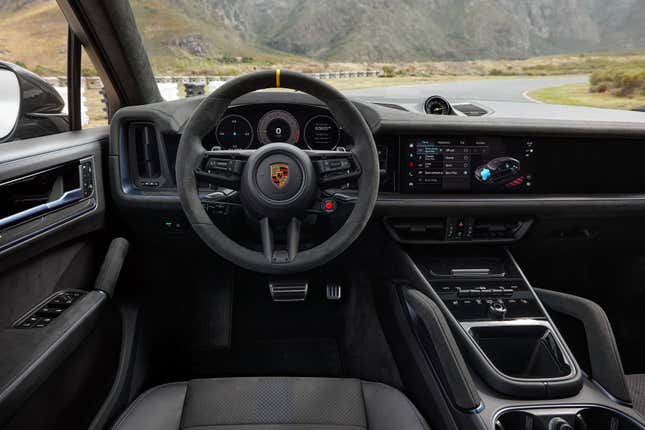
[47,71,382,124]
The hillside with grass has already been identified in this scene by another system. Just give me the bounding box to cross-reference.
[3,0,645,75]
[0,1,68,75]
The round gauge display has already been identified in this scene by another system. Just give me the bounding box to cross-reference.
[215,114,254,149]
[304,115,341,150]
[257,110,300,145]
[424,96,451,115]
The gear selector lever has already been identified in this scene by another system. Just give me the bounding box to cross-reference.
[489,301,507,319]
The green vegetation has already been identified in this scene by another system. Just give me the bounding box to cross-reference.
[521,53,645,76]
[528,83,645,111]
[380,65,396,78]
[529,59,645,110]
[590,68,645,97]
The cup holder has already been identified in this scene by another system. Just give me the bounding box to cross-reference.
[470,325,572,379]
[495,407,644,430]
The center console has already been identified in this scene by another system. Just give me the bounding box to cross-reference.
[387,245,645,430]
[411,247,581,399]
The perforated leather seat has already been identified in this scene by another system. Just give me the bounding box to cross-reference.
[112,377,429,430]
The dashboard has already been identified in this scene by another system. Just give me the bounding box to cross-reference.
[110,91,645,217]
[202,103,350,150]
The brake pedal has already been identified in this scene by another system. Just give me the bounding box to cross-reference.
[269,281,308,302]
[326,282,342,301]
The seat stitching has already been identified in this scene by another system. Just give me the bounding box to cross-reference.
[359,381,370,429]
[112,382,187,430]
[179,381,192,429]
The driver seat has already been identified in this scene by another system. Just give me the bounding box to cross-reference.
[112,377,429,430]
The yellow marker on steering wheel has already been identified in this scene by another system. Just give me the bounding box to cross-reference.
[276,69,281,88]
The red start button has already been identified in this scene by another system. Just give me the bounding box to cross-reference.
[321,198,336,213]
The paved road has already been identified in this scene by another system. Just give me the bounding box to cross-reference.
[343,75,588,102]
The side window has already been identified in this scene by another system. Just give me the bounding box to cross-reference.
[0,2,106,141]
[0,1,71,142]
[0,0,72,142]
[82,50,109,128]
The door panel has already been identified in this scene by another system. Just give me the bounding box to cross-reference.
[0,127,120,429]
[0,128,107,269]
[0,240,100,328]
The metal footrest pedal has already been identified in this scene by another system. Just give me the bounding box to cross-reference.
[269,282,308,302]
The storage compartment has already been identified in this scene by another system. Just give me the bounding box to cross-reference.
[471,325,571,379]
[496,407,644,430]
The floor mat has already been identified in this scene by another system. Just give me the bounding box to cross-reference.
[626,374,645,416]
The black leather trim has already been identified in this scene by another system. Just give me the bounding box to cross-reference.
[536,288,632,404]
[404,288,482,411]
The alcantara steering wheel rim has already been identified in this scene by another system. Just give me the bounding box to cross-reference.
[175,70,379,274]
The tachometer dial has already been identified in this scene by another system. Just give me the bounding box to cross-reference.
[304,115,341,150]
[257,110,300,145]
[215,114,253,149]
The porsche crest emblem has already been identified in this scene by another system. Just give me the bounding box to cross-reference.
[270,163,289,188]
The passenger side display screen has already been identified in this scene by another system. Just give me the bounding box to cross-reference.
[399,137,535,193]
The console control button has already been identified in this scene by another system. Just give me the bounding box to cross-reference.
[489,301,507,319]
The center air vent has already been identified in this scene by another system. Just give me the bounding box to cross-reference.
[128,122,162,186]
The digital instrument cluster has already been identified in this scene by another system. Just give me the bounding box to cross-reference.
[206,105,345,150]
[399,136,536,193]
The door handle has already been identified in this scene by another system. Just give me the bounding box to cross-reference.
[0,188,83,230]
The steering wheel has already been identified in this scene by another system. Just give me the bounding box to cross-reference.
[176,70,379,274]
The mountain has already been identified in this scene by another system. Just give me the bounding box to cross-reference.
[1,0,645,73]
[192,0,645,61]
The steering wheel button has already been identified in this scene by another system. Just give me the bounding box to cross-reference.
[321,198,336,213]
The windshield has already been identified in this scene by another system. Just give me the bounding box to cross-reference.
[3,1,643,114]
[128,0,645,112]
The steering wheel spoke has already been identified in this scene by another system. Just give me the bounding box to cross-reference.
[306,150,362,187]
[260,217,301,264]
[195,150,251,189]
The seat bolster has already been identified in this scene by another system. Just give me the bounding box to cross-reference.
[361,381,429,430]
[112,382,188,430]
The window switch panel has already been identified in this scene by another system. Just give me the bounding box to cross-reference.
[14,290,86,329]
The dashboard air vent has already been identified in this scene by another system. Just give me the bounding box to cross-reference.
[386,218,446,242]
[453,103,489,117]
[374,102,409,112]
[129,122,161,179]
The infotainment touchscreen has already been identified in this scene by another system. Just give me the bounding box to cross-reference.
[399,136,535,193]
